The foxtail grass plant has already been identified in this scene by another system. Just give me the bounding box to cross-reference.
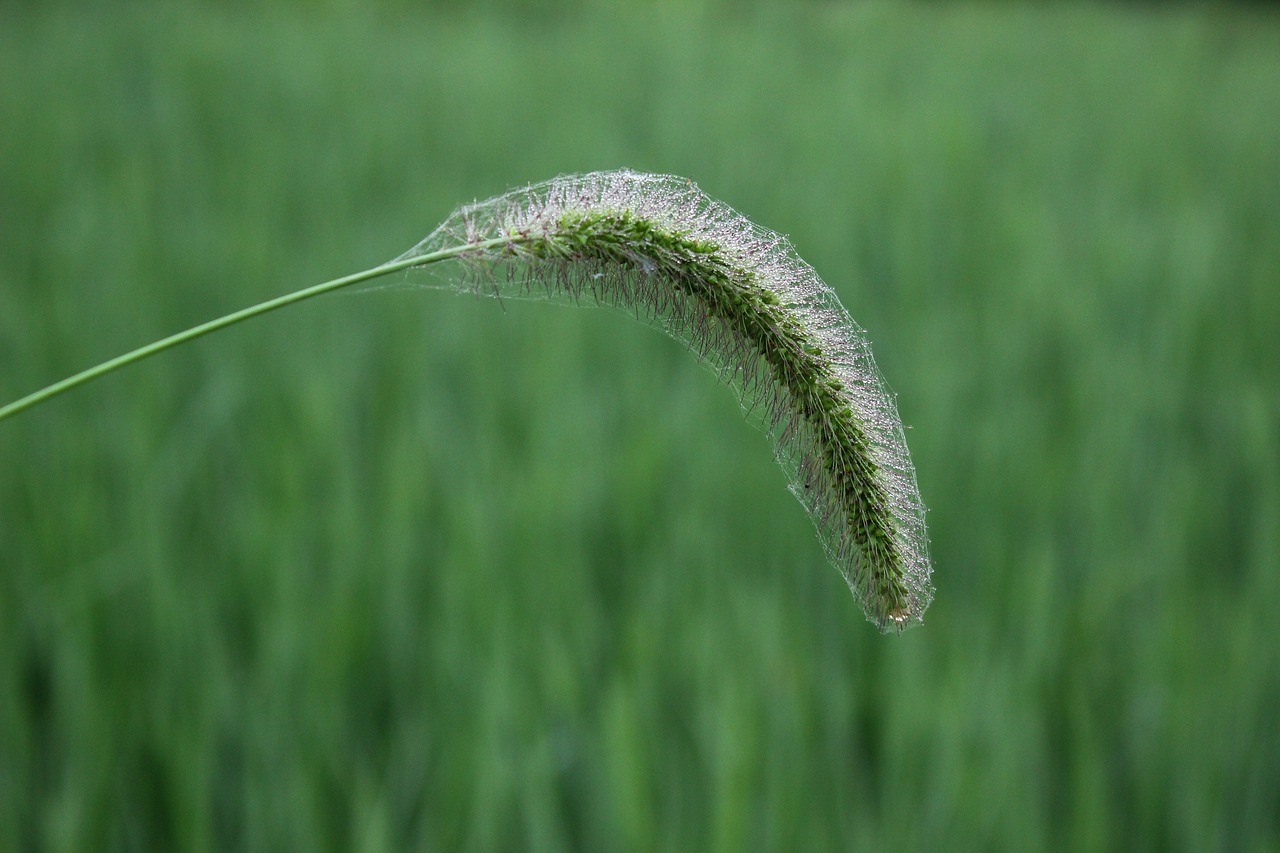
[0,170,932,632]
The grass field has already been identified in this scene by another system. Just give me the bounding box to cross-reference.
[2,1,1278,850]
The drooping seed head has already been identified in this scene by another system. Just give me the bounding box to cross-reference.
[400,170,933,632]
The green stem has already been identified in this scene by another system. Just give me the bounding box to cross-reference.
[0,237,514,424]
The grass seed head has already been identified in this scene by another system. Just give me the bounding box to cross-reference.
[402,170,933,632]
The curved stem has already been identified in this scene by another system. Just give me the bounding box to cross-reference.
[0,237,512,424]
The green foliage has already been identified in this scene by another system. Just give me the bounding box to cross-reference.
[2,2,1278,850]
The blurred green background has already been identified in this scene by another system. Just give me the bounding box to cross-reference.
[2,1,1278,850]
